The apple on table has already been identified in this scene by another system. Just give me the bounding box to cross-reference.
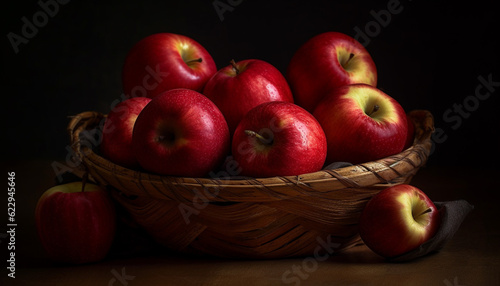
[122,33,217,99]
[232,101,327,177]
[287,31,377,112]
[35,182,116,264]
[203,59,294,134]
[359,184,441,258]
[313,84,408,164]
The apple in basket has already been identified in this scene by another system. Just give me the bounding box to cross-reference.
[35,182,116,264]
[132,88,230,177]
[203,59,294,134]
[287,31,377,112]
[313,84,407,164]
[232,101,327,177]
[359,184,441,258]
[100,97,151,168]
[122,33,217,98]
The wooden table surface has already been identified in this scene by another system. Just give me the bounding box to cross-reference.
[2,160,499,286]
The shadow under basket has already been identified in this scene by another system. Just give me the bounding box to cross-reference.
[68,110,434,259]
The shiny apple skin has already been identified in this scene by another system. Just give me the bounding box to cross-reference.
[203,59,294,134]
[232,101,327,177]
[122,33,217,99]
[287,31,377,112]
[132,88,230,177]
[313,84,407,164]
[359,184,441,258]
[100,97,151,168]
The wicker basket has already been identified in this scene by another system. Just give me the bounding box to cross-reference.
[67,109,434,259]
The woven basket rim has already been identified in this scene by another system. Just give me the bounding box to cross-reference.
[67,109,434,199]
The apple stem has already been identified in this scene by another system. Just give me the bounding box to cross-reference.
[244,130,273,145]
[367,105,380,116]
[230,59,240,75]
[348,53,354,61]
[185,58,203,64]
[418,208,432,217]
[341,53,355,68]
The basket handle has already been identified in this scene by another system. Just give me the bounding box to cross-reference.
[67,111,106,162]
[407,109,434,146]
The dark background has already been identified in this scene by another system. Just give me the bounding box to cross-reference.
[2,0,499,168]
[1,2,499,282]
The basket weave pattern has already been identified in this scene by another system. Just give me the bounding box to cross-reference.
[68,110,434,259]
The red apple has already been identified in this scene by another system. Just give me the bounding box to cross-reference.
[100,97,151,167]
[122,33,217,99]
[203,59,294,134]
[313,84,407,164]
[35,182,116,264]
[132,88,230,177]
[287,31,377,112]
[232,102,327,177]
[359,184,441,258]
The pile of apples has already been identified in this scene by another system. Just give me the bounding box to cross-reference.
[101,31,440,259]
[101,31,414,178]
[36,31,441,264]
